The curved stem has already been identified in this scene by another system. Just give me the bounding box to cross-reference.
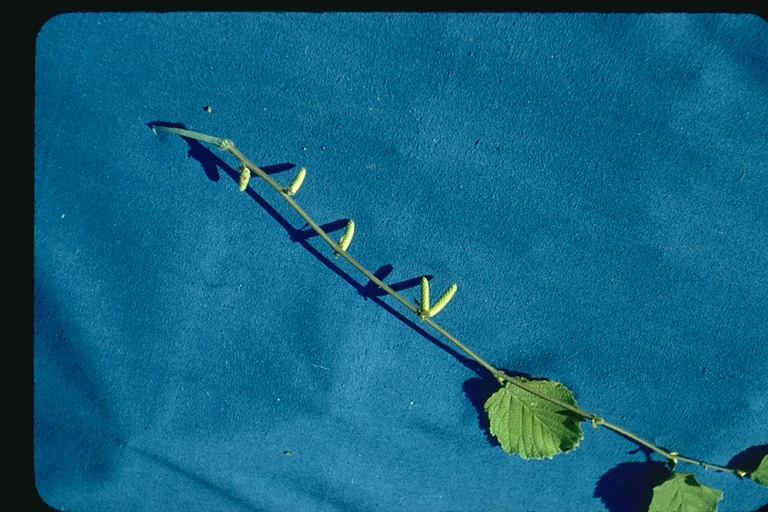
[155,126,744,479]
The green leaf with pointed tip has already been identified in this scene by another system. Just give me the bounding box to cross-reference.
[751,455,768,486]
[649,472,722,512]
[484,377,584,459]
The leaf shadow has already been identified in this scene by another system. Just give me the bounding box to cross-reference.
[594,454,670,512]
[148,122,487,379]
[728,443,768,475]
[462,375,501,448]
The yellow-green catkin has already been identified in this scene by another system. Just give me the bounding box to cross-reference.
[420,277,430,312]
[338,220,355,252]
[285,167,306,196]
[238,166,251,191]
[428,283,457,317]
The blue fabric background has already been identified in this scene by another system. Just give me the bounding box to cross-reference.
[34,13,767,512]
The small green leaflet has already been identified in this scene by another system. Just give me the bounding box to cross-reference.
[648,472,722,512]
[484,377,584,459]
[751,454,768,486]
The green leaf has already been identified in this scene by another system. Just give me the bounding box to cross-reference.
[484,377,584,459]
[649,472,723,512]
[751,454,768,486]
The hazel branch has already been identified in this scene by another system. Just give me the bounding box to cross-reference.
[151,124,743,479]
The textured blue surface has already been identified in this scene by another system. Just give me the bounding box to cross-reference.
[35,13,768,512]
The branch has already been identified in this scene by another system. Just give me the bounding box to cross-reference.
[151,124,744,478]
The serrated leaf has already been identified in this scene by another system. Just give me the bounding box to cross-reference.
[649,472,723,512]
[483,377,584,459]
[751,454,768,486]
